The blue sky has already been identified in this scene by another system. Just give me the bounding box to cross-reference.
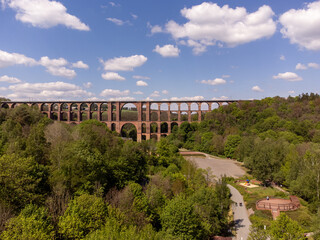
[0,0,319,101]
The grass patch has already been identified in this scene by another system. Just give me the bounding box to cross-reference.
[285,204,313,231]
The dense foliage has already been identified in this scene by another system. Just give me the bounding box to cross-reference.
[0,104,231,239]
[168,93,320,214]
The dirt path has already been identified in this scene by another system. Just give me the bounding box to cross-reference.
[183,152,246,179]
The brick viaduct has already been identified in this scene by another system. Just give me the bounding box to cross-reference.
[0,100,242,141]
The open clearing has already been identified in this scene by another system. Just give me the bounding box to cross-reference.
[182,152,246,179]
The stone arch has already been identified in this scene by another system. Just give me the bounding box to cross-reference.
[111,123,116,131]
[11,103,16,108]
[31,103,39,109]
[180,103,188,111]
[150,103,158,110]
[211,102,219,110]
[142,123,146,133]
[112,103,116,121]
[142,135,146,141]
[90,103,98,111]
[170,111,178,121]
[161,122,168,133]
[81,112,88,121]
[71,103,78,111]
[51,112,58,120]
[142,104,146,121]
[150,122,158,133]
[121,103,138,121]
[41,103,49,111]
[42,112,48,117]
[61,103,68,111]
[170,103,178,111]
[61,112,68,121]
[191,102,199,111]
[171,122,178,132]
[150,112,158,121]
[222,102,229,106]
[121,123,137,141]
[160,103,169,121]
[181,111,188,121]
[91,112,98,120]
[71,112,78,121]
[51,103,59,111]
[80,103,88,111]
[101,112,108,121]
[201,102,209,111]
[101,103,108,111]
[1,103,9,109]
[191,112,198,121]
[161,134,167,138]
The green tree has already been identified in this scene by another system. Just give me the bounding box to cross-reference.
[269,213,306,240]
[224,134,241,158]
[1,204,54,240]
[58,193,107,239]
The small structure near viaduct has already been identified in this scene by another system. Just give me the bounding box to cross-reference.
[0,100,242,141]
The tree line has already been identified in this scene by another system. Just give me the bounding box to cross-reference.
[0,103,231,239]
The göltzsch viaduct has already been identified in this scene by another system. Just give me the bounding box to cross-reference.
[0,100,245,141]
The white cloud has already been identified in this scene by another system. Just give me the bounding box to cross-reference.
[288,90,295,94]
[131,13,138,19]
[83,82,92,88]
[296,63,307,70]
[273,72,302,81]
[212,96,228,100]
[109,2,120,7]
[133,75,150,80]
[101,72,125,81]
[0,49,37,68]
[39,56,75,78]
[3,0,89,31]
[153,44,180,57]
[7,81,92,101]
[100,89,130,97]
[109,97,135,101]
[150,91,160,98]
[164,3,276,53]
[0,75,21,83]
[201,78,226,86]
[252,85,264,92]
[280,55,286,61]
[148,23,163,34]
[308,62,320,69]
[133,91,143,95]
[136,80,148,86]
[280,1,320,51]
[101,55,147,71]
[72,61,89,69]
[46,66,76,78]
[0,87,7,91]
[106,17,126,26]
[162,90,169,95]
[222,74,230,78]
[170,96,204,101]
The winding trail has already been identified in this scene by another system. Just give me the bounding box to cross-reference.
[182,151,251,240]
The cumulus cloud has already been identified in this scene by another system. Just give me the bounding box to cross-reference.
[162,90,169,95]
[0,49,37,68]
[164,3,276,53]
[280,55,286,61]
[136,80,148,86]
[106,18,127,26]
[212,96,228,100]
[296,63,307,70]
[0,75,22,83]
[100,89,130,97]
[7,81,93,100]
[201,78,226,86]
[72,61,89,69]
[296,62,320,70]
[83,82,92,88]
[170,96,205,101]
[133,91,143,95]
[133,75,150,80]
[153,44,180,57]
[150,91,160,98]
[147,23,163,34]
[101,55,147,71]
[101,72,125,81]
[273,72,302,81]
[109,96,135,101]
[279,1,320,51]
[0,49,87,79]
[288,90,295,94]
[2,0,89,31]
[252,85,264,92]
